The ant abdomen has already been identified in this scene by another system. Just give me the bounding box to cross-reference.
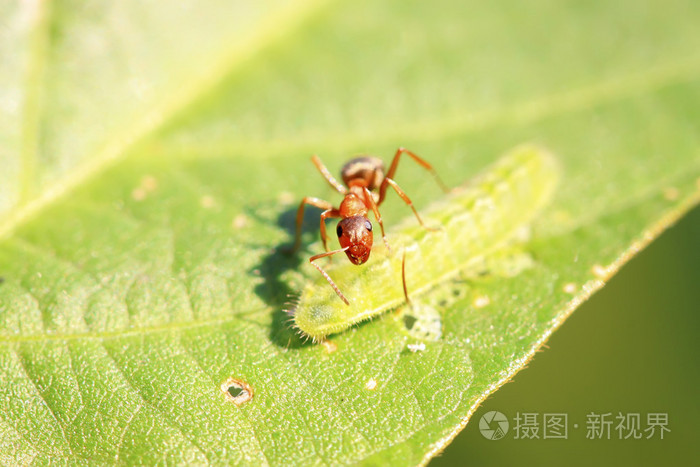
[341,157,385,190]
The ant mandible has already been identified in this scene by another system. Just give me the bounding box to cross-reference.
[291,147,448,305]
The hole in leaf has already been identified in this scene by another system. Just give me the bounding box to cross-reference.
[401,304,443,342]
[403,315,417,330]
[220,378,254,406]
[228,387,244,398]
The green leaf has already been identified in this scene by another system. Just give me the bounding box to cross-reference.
[1,0,699,464]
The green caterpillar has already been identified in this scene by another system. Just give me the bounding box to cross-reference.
[290,145,560,341]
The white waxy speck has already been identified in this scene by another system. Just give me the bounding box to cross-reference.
[591,264,608,280]
[365,378,378,390]
[473,295,491,308]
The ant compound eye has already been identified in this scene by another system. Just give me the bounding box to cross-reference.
[365,220,372,231]
[336,224,343,237]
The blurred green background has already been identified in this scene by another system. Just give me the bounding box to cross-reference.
[435,206,699,465]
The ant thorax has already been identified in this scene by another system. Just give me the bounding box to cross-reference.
[339,189,369,218]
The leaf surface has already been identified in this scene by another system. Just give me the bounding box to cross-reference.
[1,0,699,464]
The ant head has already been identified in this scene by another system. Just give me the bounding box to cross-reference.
[336,216,373,265]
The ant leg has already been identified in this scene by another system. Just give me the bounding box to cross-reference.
[312,155,347,194]
[383,178,439,231]
[309,247,351,305]
[319,208,341,253]
[363,187,390,251]
[292,197,335,253]
[379,147,449,203]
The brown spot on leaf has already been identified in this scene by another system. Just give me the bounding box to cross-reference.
[232,214,248,229]
[321,339,337,354]
[663,187,680,201]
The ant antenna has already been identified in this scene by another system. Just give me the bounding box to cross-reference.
[402,249,411,305]
[309,247,351,305]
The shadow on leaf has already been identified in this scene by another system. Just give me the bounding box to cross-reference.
[247,203,323,348]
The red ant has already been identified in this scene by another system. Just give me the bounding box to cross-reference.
[291,148,448,305]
